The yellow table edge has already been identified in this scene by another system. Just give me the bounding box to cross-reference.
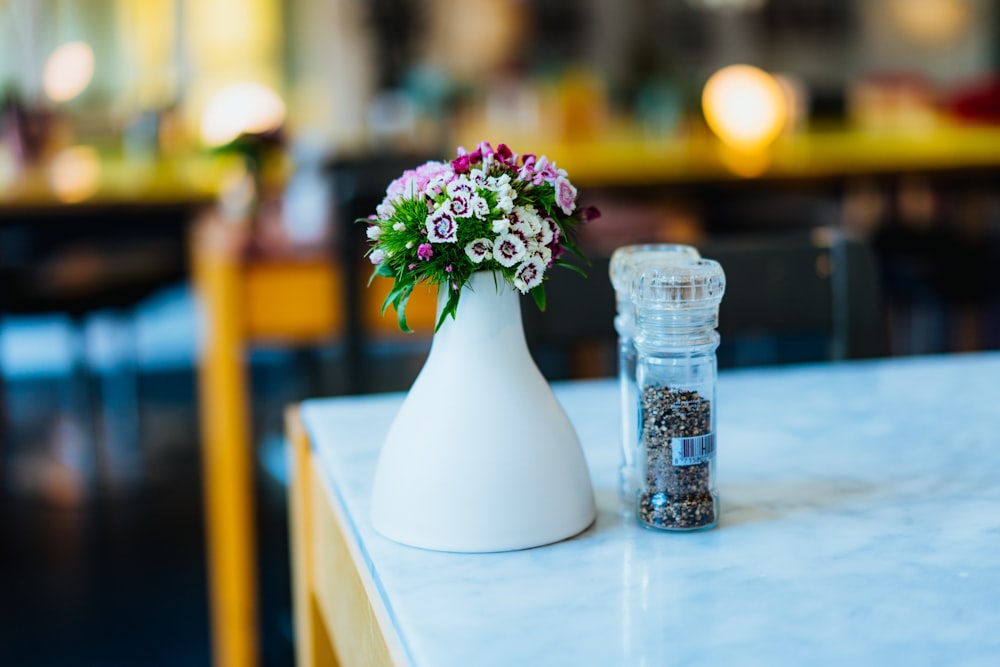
[287,405,409,667]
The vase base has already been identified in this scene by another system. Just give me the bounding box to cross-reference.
[372,511,596,554]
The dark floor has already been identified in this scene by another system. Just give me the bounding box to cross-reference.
[0,356,346,667]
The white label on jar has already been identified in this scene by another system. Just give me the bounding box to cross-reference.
[671,433,716,466]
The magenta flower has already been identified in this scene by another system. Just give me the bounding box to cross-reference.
[583,205,601,222]
[496,143,514,164]
[417,243,433,261]
[451,154,471,174]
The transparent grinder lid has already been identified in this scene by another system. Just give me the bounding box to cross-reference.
[631,258,726,324]
[609,244,702,296]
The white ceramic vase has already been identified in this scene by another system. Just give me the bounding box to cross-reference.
[371,271,596,552]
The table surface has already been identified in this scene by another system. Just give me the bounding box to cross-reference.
[300,352,1000,667]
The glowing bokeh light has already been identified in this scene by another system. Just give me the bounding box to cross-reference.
[889,0,971,47]
[43,41,95,103]
[49,146,101,203]
[702,65,787,150]
[200,82,286,147]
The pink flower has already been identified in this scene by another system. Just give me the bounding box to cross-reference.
[427,208,458,242]
[417,243,433,261]
[555,176,577,215]
[384,160,452,201]
[517,154,536,183]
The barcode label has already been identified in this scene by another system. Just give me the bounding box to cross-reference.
[671,433,716,466]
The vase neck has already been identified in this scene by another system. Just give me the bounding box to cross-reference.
[433,271,525,348]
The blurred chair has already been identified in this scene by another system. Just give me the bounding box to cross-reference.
[523,229,884,377]
[0,223,187,498]
[700,230,884,367]
[523,255,617,379]
[325,153,437,393]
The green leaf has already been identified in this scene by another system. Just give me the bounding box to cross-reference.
[368,261,394,286]
[531,284,547,311]
[395,284,414,333]
[434,288,460,332]
[381,281,407,317]
[560,235,590,266]
[556,260,588,279]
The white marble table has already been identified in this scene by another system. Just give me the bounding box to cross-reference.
[293,352,1000,667]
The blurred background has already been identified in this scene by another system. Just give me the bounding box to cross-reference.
[2,0,1000,665]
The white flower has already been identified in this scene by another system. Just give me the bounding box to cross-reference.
[446,177,473,199]
[366,225,382,240]
[451,194,471,217]
[547,217,561,241]
[492,233,526,267]
[425,174,450,198]
[465,238,493,263]
[426,207,458,243]
[469,168,487,187]
[511,218,534,242]
[492,217,509,234]
[369,248,386,265]
[495,195,515,214]
[376,201,394,219]
[532,245,553,267]
[393,222,406,231]
[406,241,413,249]
[513,257,546,293]
[471,196,490,220]
[538,218,555,246]
[515,205,543,234]
[487,173,511,189]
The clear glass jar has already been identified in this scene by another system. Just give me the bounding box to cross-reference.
[631,258,725,531]
[608,244,700,510]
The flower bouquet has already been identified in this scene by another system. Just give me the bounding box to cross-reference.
[365,141,599,331]
[366,142,599,552]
